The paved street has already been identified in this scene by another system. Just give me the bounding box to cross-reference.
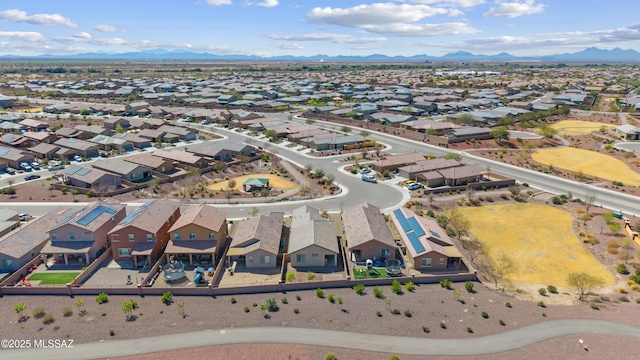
[3,319,640,359]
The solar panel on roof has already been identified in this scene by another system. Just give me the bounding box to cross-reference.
[67,138,78,143]
[118,200,153,226]
[407,232,426,253]
[407,217,426,237]
[94,136,105,142]
[393,209,411,232]
[0,148,9,156]
[77,205,117,226]
[65,165,81,175]
[6,136,15,142]
[77,167,91,176]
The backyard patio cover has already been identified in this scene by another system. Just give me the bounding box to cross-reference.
[41,240,93,254]
[164,240,218,254]
[131,242,155,256]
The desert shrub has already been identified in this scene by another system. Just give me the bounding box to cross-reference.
[253,303,258,307]
[354,283,365,295]
[376,311,382,317]
[296,295,301,301]
[619,296,630,302]
[537,301,546,308]
[33,307,46,319]
[617,264,630,274]
[404,310,412,317]
[481,311,489,318]
[393,309,401,315]
[281,297,288,304]
[405,281,415,292]
[552,196,563,205]
[579,214,593,221]
[231,297,237,304]
[542,312,546,317]
[439,279,452,289]
[62,308,73,317]
[42,314,55,324]
[96,293,109,304]
[422,326,430,333]
[286,271,296,282]
[464,281,474,293]
[101,312,106,317]
[315,288,324,298]
[608,240,620,248]
[391,280,402,294]
[324,353,337,360]
[499,320,506,326]
[294,308,300,314]
[505,302,512,308]
[328,294,335,303]
[161,291,173,304]
[619,288,628,294]
[109,329,115,336]
[373,286,384,299]
[440,321,447,329]
[589,302,599,310]
[265,298,278,312]
[244,307,250,313]
[607,248,619,255]
[547,285,558,294]
[466,327,473,333]
[538,288,547,296]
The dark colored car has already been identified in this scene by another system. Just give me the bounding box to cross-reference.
[24,174,41,181]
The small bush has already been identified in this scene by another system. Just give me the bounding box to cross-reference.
[296,295,301,301]
[589,302,599,310]
[96,293,109,304]
[541,312,546,317]
[294,308,300,314]
[286,271,296,282]
[101,312,106,317]
[393,308,401,315]
[282,297,288,304]
[481,311,489,318]
[316,288,325,298]
[328,294,335,303]
[440,321,446,329]
[405,281,415,292]
[422,326,430,333]
[161,291,173,305]
[505,302,512,308]
[617,264,630,275]
[354,283,365,295]
[619,296,630,302]
[373,286,384,299]
[33,307,46,319]
[499,319,506,326]
[324,353,337,360]
[390,355,401,360]
[244,306,250,313]
[466,327,473,333]
[538,288,547,296]
[459,299,466,305]
[109,329,115,336]
[547,285,558,294]
[231,297,237,304]
[253,303,258,307]
[404,310,412,317]
[464,281,474,293]
[265,297,278,312]
[42,314,55,325]
[376,311,382,317]
[62,308,73,317]
[439,279,452,289]
[391,280,402,294]
[537,301,546,308]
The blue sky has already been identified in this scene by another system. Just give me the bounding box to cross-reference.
[1,1,639,57]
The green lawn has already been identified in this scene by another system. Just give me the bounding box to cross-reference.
[353,268,390,280]
[28,272,81,284]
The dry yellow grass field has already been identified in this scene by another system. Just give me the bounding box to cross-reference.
[532,147,640,186]
[461,203,613,287]
[551,120,615,136]
[19,107,44,113]
[207,173,297,191]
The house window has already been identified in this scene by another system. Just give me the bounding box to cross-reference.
[1,259,12,268]
[118,248,132,257]
[189,233,196,239]
[111,234,119,242]
[51,233,57,240]
[174,233,180,240]
[147,234,153,242]
[440,258,445,265]
[208,232,215,239]
[311,254,318,257]
[248,255,254,262]
[261,255,271,264]
[381,249,391,257]
[296,254,306,263]
[128,234,135,242]
[70,232,75,240]
[421,258,432,267]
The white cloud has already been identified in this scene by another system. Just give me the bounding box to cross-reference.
[73,32,92,39]
[0,31,45,42]
[94,24,122,33]
[484,0,546,18]
[268,33,387,44]
[406,0,485,7]
[0,9,77,28]
[255,0,279,7]
[307,3,476,37]
[272,43,303,50]
[205,0,233,5]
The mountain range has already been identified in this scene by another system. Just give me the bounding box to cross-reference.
[2,47,640,62]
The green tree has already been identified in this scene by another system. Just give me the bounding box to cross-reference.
[115,123,125,133]
[567,272,605,301]
[443,153,462,161]
[536,124,558,139]
[455,114,475,125]
[360,130,371,139]
[80,109,91,116]
[14,302,26,320]
[340,125,351,134]
[71,189,80,201]
[490,126,510,143]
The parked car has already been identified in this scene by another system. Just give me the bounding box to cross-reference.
[20,162,32,171]
[359,167,371,174]
[48,163,65,171]
[362,174,377,183]
[404,179,416,186]
[19,213,33,221]
[31,162,41,170]
[407,182,422,191]
[73,155,83,162]
[25,174,41,181]
[5,167,16,175]
[201,119,211,125]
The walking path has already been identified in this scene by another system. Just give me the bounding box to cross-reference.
[5,319,640,359]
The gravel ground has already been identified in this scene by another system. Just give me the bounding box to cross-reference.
[1,283,640,359]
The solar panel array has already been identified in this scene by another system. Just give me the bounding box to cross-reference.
[407,217,426,237]
[393,208,428,253]
[406,232,426,253]
[67,138,78,143]
[77,167,91,176]
[393,209,411,232]
[65,165,82,175]
[118,200,153,226]
[0,148,9,156]
[77,205,117,226]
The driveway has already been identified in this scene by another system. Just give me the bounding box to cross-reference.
[4,319,640,359]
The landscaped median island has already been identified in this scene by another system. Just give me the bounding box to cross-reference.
[532,147,640,187]
[460,203,614,287]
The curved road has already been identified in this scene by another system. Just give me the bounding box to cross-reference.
[3,319,640,359]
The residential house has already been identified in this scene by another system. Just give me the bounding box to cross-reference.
[54,138,100,158]
[111,132,152,149]
[227,212,284,269]
[63,165,121,190]
[616,124,640,140]
[28,143,60,160]
[310,135,365,151]
[91,159,152,183]
[74,125,112,137]
[55,127,89,140]
[42,199,127,265]
[370,152,425,173]
[125,101,150,116]
[124,154,174,174]
[155,125,196,141]
[152,149,207,169]
[108,199,181,267]
[0,208,20,238]
[398,159,460,181]
[184,142,234,162]
[102,118,130,131]
[89,135,134,152]
[0,210,72,273]
[21,132,58,147]
[416,164,485,187]
[18,118,48,132]
[0,147,35,169]
[342,203,397,262]
[165,204,228,265]
[137,128,166,142]
[288,206,339,268]
[0,133,30,148]
[390,207,462,272]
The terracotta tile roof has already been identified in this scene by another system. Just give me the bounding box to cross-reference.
[168,203,226,233]
[343,203,396,250]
